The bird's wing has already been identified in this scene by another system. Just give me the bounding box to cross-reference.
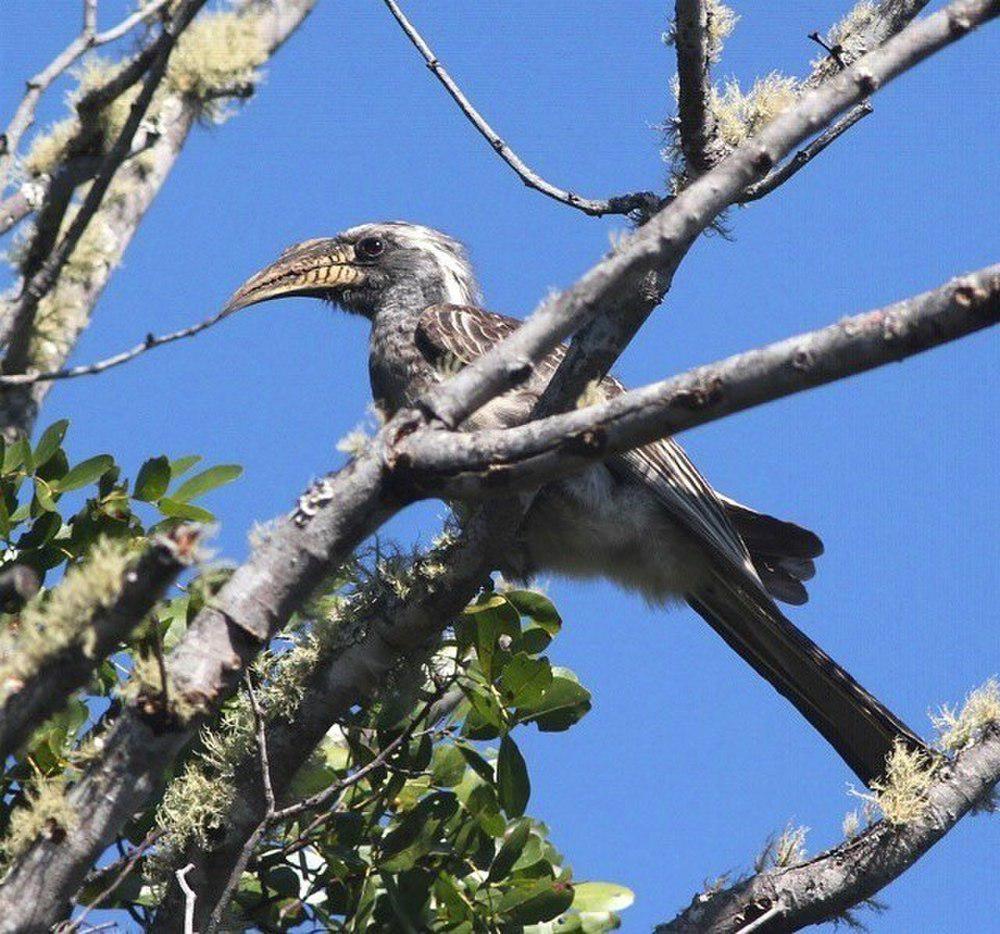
[416,305,759,581]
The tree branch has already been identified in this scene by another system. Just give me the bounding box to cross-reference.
[658,725,1000,933]
[673,0,725,175]
[0,0,171,195]
[0,0,319,440]
[398,264,1000,494]
[380,0,661,219]
[738,100,873,202]
[1,0,210,379]
[0,527,197,762]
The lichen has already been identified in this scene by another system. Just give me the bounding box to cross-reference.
[864,740,938,825]
[708,72,800,149]
[755,823,807,871]
[705,0,739,62]
[0,778,77,865]
[933,678,1000,752]
[165,8,269,121]
[0,538,133,704]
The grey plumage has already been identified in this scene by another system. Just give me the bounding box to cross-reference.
[226,220,924,785]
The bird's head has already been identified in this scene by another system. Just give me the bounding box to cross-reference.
[224,221,481,319]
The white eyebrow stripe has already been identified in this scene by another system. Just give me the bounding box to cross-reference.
[343,221,483,306]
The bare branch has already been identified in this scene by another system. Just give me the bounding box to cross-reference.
[0,0,171,194]
[658,726,1000,933]
[0,0,319,440]
[0,305,242,386]
[175,864,196,934]
[380,0,660,219]
[673,0,726,174]
[1,0,210,379]
[0,527,197,762]
[399,264,1000,494]
[739,101,873,202]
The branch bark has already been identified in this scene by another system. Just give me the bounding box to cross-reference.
[380,0,661,219]
[0,528,196,762]
[673,0,725,174]
[658,726,1000,933]
[0,0,319,441]
[397,264,1000,494]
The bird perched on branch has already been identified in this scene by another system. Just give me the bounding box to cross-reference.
[226,220,924,785]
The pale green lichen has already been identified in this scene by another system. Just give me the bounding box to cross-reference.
[705,0,739,62]
[755,824,807,871]
[933,678,1000,752]
[708,72,800,149]
[0,778,77,864]
[812,1,880,80]
[165,8,269,121]
[0,538,133,704]
[864,740,938,825]
[664,0,738,63]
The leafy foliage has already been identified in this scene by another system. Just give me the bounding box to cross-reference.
[0,421,241,861]
[0,422,631,929]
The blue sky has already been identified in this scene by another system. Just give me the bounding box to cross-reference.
[2,2,998,930]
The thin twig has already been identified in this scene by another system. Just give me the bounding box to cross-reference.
[0,0,172,193]
[739,101,873,202]
[380,0,660,219]
[2,0,208,377]
[175,864,197,934]
[0,294,240,386]
[245,673,276,815]
[61,829,164,933]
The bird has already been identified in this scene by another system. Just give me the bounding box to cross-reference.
[225,220,924,785]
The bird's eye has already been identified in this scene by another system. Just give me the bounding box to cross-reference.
[356,236,385,259]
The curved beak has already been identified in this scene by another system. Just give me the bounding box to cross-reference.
[223,239,366,313]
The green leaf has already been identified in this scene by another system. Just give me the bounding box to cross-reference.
[430,744,467,787]
[474,610,502,682]
[32,478,57,513]
[0,496,9,539]
[487,818,532,883]
[3,436,32,474]
[464,783,506,837]
[503,590,562,634]
[498,879,574,925]
[500,654,552,708]
[171,464,242,502]
[54,455,114,492]
[516,670,592,733]
[134,456,171,502]
[169,454,202,478]
[157,498,215,522]
[497,735,530,818]
[32,420,68,469]
[456,743,496,784]
[571,882,635,913]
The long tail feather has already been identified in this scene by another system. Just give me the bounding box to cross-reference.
[688,571,924,785]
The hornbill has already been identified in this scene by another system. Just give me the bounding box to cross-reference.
[226,220,924,785]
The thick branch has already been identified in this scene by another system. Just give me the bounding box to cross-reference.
[380,0,660,219]
[399,264,1000,494]
[149,521,499,932]
[0,529,195,761]
[659,726,1000,932]
[0,0,171,194]
[1,0,210,378]
[673,0,725,174]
